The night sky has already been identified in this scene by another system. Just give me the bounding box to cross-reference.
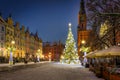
[0,0,81,43]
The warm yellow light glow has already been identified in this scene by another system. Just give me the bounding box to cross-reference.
[61,55,64,59]
[48,53,51,58]
[79,48,82,51]
[118,43,120,46]
[11,40,15,44]
[41,55,44,58]
[48,52,52,61]
[81,40,85,44]
[38,49,40,52]
[49,52,51,55]
[99,21,109,37]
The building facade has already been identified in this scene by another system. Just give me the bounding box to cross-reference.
[52,41,64,61]
[25,30,43,61]
[0,15,6,58]
[0,15,43,63]
[43,41,64,61]
[20,25,25,58]
[5,15,15,59]
[25,27,30,56]
[43,42,52,60]
[14,22,21,59]
[77,0,91,57]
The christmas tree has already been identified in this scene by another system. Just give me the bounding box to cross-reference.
[60,23,80,64]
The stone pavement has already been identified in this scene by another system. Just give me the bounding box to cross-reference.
[0,61,49,72]
[0,62,104,80]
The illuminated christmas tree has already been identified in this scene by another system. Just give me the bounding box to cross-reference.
[60,23,80,64]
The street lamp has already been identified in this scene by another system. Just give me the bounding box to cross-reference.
[37,49,40,62]
[80,40,89,66]
[48,52,51,62]
[9,40,15,66]
[81,40,86,44]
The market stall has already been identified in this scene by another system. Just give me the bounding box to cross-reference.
[86,46,120,80]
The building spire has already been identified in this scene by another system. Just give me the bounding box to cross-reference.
[79,0,86,14]
[78,0,87,31]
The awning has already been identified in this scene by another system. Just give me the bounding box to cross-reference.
[95,46,120,57]
[85,51,96,58]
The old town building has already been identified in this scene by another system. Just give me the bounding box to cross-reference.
[43,41,64,61]
[25,29,43,61]
[20,25,25,58]
[5,15,15,59]
[43,42,51,60]
[25,27,30,56]
[37,38,43,60]
[34,32,39,56]
[34,32,43,59]
[0,15,6,58]
[77,0,91,57]
[29,33,35,59]
[0,14,42,63]
[52,42,64,61]
[14,22,21,58]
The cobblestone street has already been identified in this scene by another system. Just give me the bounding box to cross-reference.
[0,62,104,80]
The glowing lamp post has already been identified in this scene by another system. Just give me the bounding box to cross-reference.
[81,40,85,44]
[37,49,40,62]
[42,54,44,58]
[80,40,89,66]
[9,40,15,66]
[48,52,52,62]
[60,55,64,64]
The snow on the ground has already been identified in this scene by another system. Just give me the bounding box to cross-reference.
[0,62,104,80]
